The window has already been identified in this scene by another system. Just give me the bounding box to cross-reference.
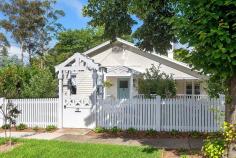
[68,75,77,94]
[185,82,201,95]
[186,83,192,95]
[194,83,200,95]
[119,80,128,88]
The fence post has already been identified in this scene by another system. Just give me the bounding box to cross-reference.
[156,96,161,131]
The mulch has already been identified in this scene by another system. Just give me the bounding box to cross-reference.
[87,130,220,139]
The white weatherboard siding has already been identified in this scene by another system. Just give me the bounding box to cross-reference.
[91,48,197,80]
[77,70,94,96]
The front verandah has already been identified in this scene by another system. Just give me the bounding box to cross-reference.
[103,76,207,99]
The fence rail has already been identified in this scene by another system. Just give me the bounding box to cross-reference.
[97,96,225,132]
[0,98,58,128]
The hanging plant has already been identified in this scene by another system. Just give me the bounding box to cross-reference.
[103,80,113,88]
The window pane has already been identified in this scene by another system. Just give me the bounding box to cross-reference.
[120,81,128,88]
[186,83,192,94]
[194,83,200,95]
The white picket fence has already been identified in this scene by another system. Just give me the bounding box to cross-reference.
[0,95,225,132]
[97,96,225,132]
[0,98,58,128]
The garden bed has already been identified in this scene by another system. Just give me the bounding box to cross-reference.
[88,128,222,139]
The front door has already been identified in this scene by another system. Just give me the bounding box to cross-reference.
[117,79,129,99]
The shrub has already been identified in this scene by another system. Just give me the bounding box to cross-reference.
[94,127,106,133]
[170,129,180,136]
[138,64,176,98]
[16,123,27,130]
[33,126,39,132]
[202,122,236,158]
[190,131,202,138]
[202,138,225,158]
[146,129,157,136]
[127,127,137,134]
[110,126,121,133]
[1,124,10,129]
[46,125,57,132]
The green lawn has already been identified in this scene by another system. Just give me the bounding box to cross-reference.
[0,139,161,158]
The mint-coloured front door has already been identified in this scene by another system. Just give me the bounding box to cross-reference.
[117,79,129,99]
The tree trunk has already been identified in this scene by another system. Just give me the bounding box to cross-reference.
[225,75,236,123]
[20,43,24,64]
[226,75,236,158]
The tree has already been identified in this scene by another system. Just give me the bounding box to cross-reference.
[171,0,236,123]
[0,0,64,63]
[0,65,57,98]
[55,27,106,54]
[170,2,236,155]
[0,33,10,66]
[83,0,136,41]
[0,101,21,146]
[138,64,176,98]
[173,49,190,63]
[83,0,175,54]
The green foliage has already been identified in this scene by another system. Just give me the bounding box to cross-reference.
[202,122,236,158]
[16,123,27,130]
[138,64,176,98]
[202,138,225,158]
[33,126,39,132]
[0,0,64,63]
[94,127,106,133]
[1,124,10,129]
[173,49,190,63]
[0,65,57,98]
[83,0,136,40]
[21,67,57,98]
[171,0,236,100]
[146,129,156,136]
[84,0,175,54]
[103,80,113,88]
[110,126,121,133]
[127,127,137,134]
[190,131,202,138]
[223,122,236,143]
[170,129,180,137]
[45,125,57,132]
[55,27,106,54]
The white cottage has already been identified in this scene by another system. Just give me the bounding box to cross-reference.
[55,38,208,128]
[85,38,207,99]
[56,38,208,101]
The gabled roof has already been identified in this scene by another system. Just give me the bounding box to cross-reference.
[84,38,207,80]
[55,53,100,72]
[106,66,141,76]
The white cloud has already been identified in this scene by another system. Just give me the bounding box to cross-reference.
[60,0,83,18]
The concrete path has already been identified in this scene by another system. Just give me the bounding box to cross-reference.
[56,134,203,149]
[0,129,203,149]
[25,128,90,140]
[0,132,35,138]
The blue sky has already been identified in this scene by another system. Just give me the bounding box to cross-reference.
[1,0,142,58]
